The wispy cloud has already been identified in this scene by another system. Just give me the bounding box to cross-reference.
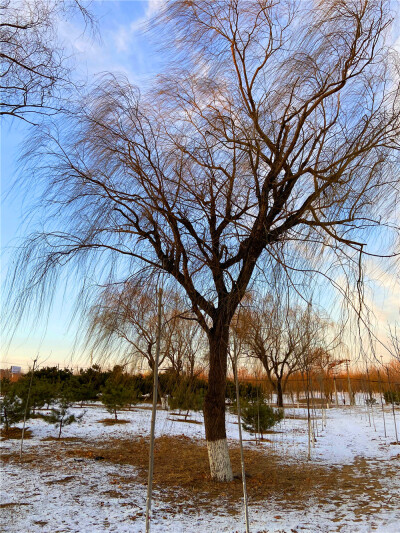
[107,0,164,55]
[57,1,164,84]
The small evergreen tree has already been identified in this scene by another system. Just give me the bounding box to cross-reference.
[40,397,84,438]
[126,384,141,410]
[168,381,205,420]
[100,380,131,420]
[241,400,283,440]
[14,377,58,413]
[69,365,110,404]
[0,388,26,432]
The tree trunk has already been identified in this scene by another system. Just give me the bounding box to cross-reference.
[204,324,233,482]
[276,380,284,408]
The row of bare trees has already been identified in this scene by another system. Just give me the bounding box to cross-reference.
[84,278,337,408]
[84,278,400,409]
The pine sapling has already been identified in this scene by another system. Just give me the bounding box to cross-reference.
[241,400,283,440]
[100,380,131,420]
[41,398,84,438]
[0,390,26,432]
[168,382,205,420]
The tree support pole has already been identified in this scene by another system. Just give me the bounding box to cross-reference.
[20,356,37,460]
[145,287,163,533]
[234,336,250,533]
[386,366,399,444]
[334,376,339,407]
[377,368,387,438]
[346,362,354,406]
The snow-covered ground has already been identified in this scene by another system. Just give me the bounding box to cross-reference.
[1,401,399,533]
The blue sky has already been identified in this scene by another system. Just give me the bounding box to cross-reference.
[1,1,162,371]
[1,0,399,371]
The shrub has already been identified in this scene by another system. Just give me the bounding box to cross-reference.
[226,379,264,403]
[147,372,208,400]
[241,400,283,438]
[13,378,58,413]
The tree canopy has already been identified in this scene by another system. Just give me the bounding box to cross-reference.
[6,0,400,481]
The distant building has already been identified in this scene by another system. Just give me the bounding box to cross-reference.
[0,366,24,382]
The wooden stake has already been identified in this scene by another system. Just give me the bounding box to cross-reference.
[333,376,339,407]
[346,361,354,406]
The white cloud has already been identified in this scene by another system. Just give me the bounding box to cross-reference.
[109,0,164,54]
[146,0,164,18]
[56,12,141,83]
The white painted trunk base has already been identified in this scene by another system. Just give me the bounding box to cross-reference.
[207,438,233,482]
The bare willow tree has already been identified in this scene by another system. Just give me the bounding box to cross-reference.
[165,304,207,378]
[0,0,93,122]
[240,294,330,407]
[84,281,172,372]
[8,0,400,481]
[84,280,206,377]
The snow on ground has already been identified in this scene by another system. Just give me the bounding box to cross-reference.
[1,401,399,533]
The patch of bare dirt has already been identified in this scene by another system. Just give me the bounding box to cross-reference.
[167,417,203,424]
[45,475,76,484]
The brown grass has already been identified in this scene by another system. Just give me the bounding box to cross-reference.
[167,417,202,424]
[0,502,30,509]
[41,436,83,442]
[1,434,398,519]
[1,427,32,440]
[61,436,399,514]
[98,419,130,426]
[45,475,76,485]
